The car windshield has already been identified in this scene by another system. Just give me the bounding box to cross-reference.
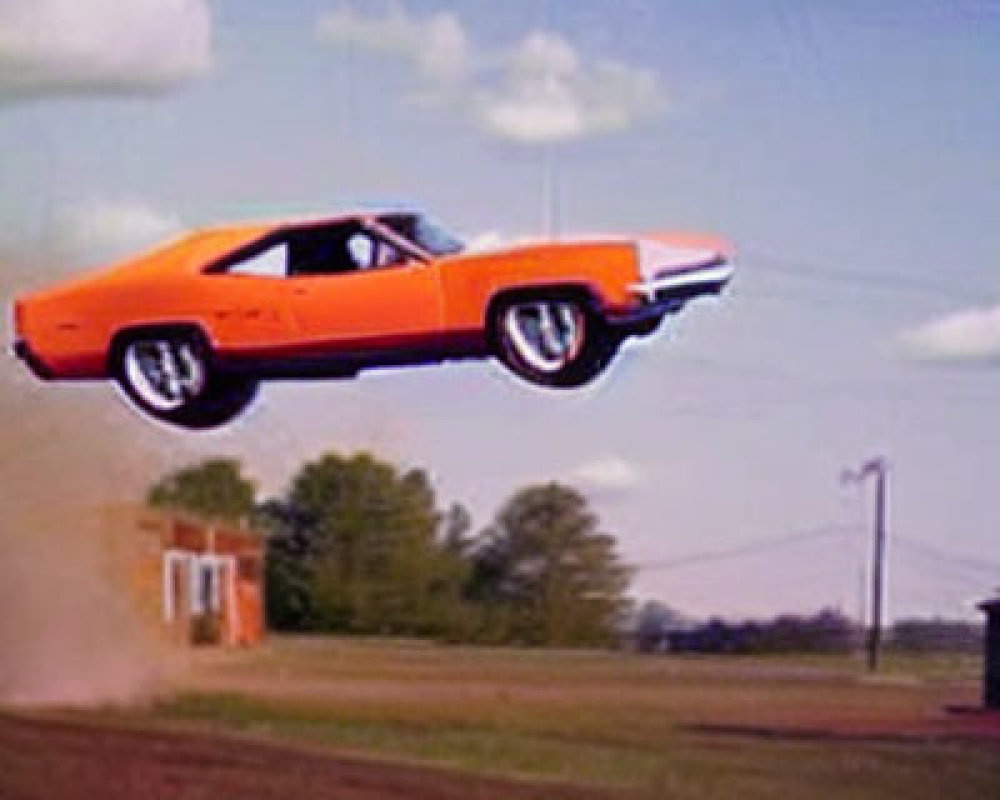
[378,213,464,257]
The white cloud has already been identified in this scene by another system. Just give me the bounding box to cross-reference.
[48,200,183,263]
[474,32,660,145]
[572,456,643,495]
[316,5,660,145]
[317,3,468,86]
[897,305,1000,364]
[0,0,212,98]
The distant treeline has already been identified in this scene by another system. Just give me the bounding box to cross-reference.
[635,605,858,654]
[148,454,632,647]
[890,618,983,653]
[634,602,984,655]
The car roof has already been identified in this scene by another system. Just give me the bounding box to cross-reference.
[65,209,426,285]
[198,208,421,236]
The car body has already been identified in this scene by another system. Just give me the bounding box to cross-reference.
[12,209,733,428]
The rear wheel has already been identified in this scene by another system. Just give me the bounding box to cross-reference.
[491,294,619,388]
[112,329,258,429]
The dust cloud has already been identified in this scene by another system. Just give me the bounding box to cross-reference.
[0,245,411,707]
[0,509,172,707]
[0,252,180,708]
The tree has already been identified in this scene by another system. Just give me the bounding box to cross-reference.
[635,601,688,653]
[665,609,859,654]
[440,502,474,556]
[469,482,633,646]
[147,457,256,524]
[263,451,470,636]
[890,618,983,653]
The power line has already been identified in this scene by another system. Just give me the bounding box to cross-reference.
[893,553,995,592]
[887,565,983,619]
[636,524,851,572]
[893,536,1000,577]
[739,245,985,304]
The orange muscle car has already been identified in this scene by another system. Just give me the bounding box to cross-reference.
[12,210,733,428]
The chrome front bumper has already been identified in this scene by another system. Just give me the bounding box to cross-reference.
[607,259,734,328]
[628,261,735,304]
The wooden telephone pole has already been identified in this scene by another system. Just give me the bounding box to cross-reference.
[842,457,889,672]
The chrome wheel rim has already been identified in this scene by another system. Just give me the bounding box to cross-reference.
[123,339,206,412]
[502,301,585,374]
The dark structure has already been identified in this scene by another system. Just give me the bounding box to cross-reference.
[979,595,1000,710]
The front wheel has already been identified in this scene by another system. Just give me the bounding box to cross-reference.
[491,295,619,388]
[112,330,258,429]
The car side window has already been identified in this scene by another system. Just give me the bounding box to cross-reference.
[287,225,362,276]
[218,223,415,279]
[228,242,288,278]
[347,232,407,271]
[376,239,406,268]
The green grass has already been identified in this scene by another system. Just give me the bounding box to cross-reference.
[138,637,998,799]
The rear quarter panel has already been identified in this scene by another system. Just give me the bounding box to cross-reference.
[16,227,274,378]
[19,272,201,377]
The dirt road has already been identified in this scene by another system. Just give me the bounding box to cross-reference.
[0,713,618,800]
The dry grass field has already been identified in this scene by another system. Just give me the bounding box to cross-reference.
[118,636,1000,799]
[3,636,997,798]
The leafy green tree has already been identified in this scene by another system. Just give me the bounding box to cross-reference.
[430,502,479,640]
[147,457,256,524]
[470,482,633,646]
[440,502,474,555]
[263,451,471,636]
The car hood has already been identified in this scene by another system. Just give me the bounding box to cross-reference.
[460,231,732,277]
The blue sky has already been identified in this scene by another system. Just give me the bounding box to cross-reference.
[2,0,999,620]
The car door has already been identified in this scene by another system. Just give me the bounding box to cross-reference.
[286,229,443,353]
[202,240,299,353]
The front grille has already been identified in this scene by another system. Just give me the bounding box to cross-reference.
[655,283,725,306]
[653,256,726,282]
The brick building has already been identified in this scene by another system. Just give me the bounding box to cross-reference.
[103,507,265,646]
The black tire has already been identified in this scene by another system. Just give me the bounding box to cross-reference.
[111,328,258,429]
[490,293,619,388]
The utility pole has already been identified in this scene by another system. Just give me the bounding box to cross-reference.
[539,0,559,239]
[541,143,556,238]
[841,457,889,672]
